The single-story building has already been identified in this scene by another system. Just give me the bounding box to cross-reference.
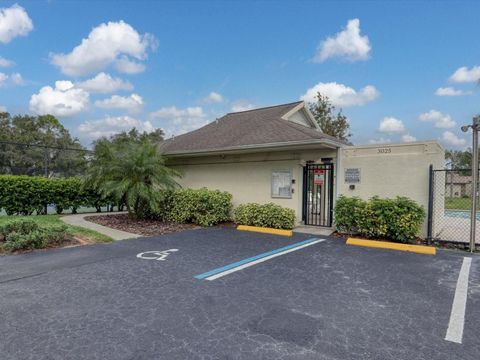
[160,101,444,236]
[445,173,472,198]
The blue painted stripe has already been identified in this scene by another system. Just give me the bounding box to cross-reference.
[194,238,319,279]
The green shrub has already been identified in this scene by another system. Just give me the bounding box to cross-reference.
[234,203,296,230]
[0,175,109,215]
[0,219,39,235]
[386,196,426,243]
[157,188,232,227]
[334,196,425,243]
[0,219,69,252]
[333,196,366,234]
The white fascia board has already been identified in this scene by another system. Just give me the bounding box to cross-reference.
[281,102,320,130]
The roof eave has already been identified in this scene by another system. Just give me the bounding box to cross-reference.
[163,138,345,158]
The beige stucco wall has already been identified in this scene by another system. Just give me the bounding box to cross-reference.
[169,148,338,224]
[167,140,444,237]
[338,141,445,236]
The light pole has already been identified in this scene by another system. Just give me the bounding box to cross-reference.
[461,115,480,252]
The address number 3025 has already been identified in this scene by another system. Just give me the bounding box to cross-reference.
[377,148,392,154]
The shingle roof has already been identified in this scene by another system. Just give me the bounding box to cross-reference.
[160,101,345,155]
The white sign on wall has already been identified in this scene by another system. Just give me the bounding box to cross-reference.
[345,168,361,184]
[271,170,292,198]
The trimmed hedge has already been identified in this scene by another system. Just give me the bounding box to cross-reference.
[156,188,233,227]
[0,219,69,252]
[234,203,296,230]
[0,175,109,215]
[334,195,425,243]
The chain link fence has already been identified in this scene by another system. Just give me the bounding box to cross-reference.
[429,167,480,246]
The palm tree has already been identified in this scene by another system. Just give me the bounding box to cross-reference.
[85,138,180,218]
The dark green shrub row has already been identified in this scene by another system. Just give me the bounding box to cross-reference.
[334,195,426,243]
[0,219,69,252]
[0,175,110,215]
[234,203,296,230]
[154,188,233,227]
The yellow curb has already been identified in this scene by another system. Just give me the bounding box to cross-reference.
[237,225,293,237]
[346,237,436,255]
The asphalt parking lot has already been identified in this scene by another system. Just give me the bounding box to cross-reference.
[1,227,479,360]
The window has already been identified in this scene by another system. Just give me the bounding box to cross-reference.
[271,170,292,198]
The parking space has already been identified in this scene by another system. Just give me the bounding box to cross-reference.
[1,227,479,360]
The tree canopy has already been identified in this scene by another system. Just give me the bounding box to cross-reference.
[85,129,179,218]
[445,148,472,170]
[308,93,351,141]
[0,112,87,177]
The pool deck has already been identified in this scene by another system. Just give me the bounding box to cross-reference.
[434,215,480,244]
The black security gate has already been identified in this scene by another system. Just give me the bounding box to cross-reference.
[302,163,334,227]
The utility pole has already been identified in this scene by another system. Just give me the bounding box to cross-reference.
[461,115,480,252]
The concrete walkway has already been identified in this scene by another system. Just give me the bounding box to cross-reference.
[293,225,334,236]
[61,212,141,241]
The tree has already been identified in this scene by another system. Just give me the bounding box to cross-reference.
[0,112,87,177]
[85,133,179,219]
[308,93,351,141]
[109,127,165,145]
[445,149,472,169]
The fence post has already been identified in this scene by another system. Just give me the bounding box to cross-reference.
[427,164,434,245]
[43,146,49,215]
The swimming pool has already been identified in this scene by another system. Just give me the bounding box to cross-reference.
[445,209,480,220]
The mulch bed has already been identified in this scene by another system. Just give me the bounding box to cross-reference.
[84,214,200,236]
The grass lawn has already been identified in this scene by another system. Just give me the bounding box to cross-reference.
[445,197,471,210]
[0,215,113,243]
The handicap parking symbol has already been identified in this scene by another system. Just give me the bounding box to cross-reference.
[136,249,178,261]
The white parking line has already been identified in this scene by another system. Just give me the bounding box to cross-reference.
[195,238,325,281]
[445,256,472,344]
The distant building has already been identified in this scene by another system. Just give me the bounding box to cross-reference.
[445,173,472,198]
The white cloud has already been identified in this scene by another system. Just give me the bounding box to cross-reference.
[75,72,133,93]
[95,93,143,112]
[231,100,255,112]
[0,56,13,67]
[378,117,405,134]
[78,115,154,140]
[449,66,480,83]
[313,19,371,63]
[10,72,23,85]
[202,91,224,104]
[150,106,208,135]
[368,137,391,144]
[0,4,33,44]
[0,72,7,86]
[435,87,471,97]
[301,82,379,107]
[0,105,6,112]
[50,21,157,76]
[0,71,23,86]
[419,110,455,129]
[442,131,466,147]
[29,80,89,117]
[402,134,417,143]
[114,56,146,74]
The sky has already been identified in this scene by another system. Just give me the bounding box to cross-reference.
[0,0,479,148]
